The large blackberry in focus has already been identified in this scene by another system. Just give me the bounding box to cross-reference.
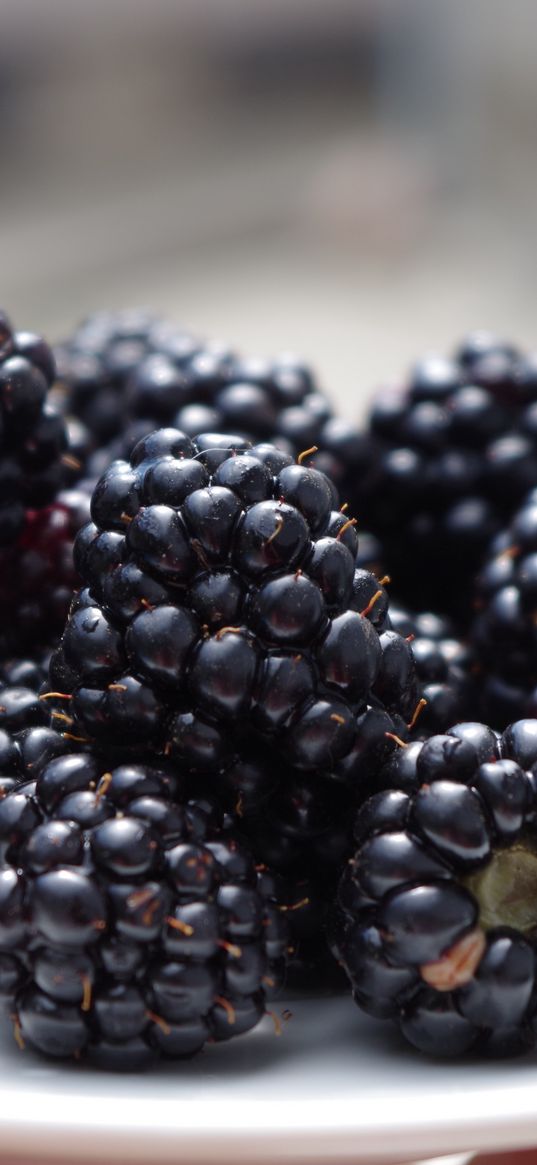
[333,719,537,1057]
[55,310,373,503]
[363,332,537,618]
[0,751,288,1066]
[472,487,537,727]
[46,430,420,969]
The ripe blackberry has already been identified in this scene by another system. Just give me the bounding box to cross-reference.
[0,660,72,796]
[55,310,371,504]
[473,487,537,727]
[0,311,92,647]
[388,603,477,733]
[333,719,537,1057]
[0,752,288,1066]
[0,311,70,543]
[0,487,91,653]
[46,431,420,972]
[363,332,537,618]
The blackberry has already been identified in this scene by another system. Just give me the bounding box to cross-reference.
[0,662,73,797]
[46,430,420,973]
[55,310,371,505]
[0,311,69,543]
[0,310,92,647]
[334,719,537,1057]
[362,332,537,618]
[0,752,288,1066]
[473,488,537,727]
[388,603,477,733]
[0,487,91,652]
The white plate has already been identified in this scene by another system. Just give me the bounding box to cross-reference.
[1,994,537,1165]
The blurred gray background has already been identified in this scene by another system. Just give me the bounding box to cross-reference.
[1,0,536,418]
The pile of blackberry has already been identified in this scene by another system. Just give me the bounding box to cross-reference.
[0,752,288,1066]
[333,719,537,1057]
[5,304,537,1067]
[54,309,372,502]
[364,331,537,616]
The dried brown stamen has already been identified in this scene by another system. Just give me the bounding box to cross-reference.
[297,445,319,465]
[336,518,358,542]
[214,996,236,1025]
[407,697,428,731]
[420,928,486,992]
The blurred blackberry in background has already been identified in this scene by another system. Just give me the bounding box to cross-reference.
[388,603,477,733]
[0,311,93,648]
[0,750,288,1066]
[333,719,537,1058]
[473,486,537,727]
[54,309,374,505]
[0,488,91,653]
[0,311,69,543]
[46,429,421,976]
[362,331,537,619]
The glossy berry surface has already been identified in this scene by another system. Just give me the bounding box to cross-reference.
[334,719,537,1058]
[45,429,421,977]
[49,430,416,792]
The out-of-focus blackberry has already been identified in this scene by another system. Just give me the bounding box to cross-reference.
[0,752,288,1066]
[0,311,92,647]
[472,487,537,727]
[55,310,372,504]
[333,719,537,1058]
[0,310,70,544]
[388,603,477,733]
[0,487,91,653]
[362,332,537,618]
[45,430,420,975]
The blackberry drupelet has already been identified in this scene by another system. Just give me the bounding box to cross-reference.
[473,487,537,727]
[333,719,537,1058]
[55,310,372,504]
[0,752,288,1065]
[46,430,420,972]
[363,332,537,618]
[388,603,477,733]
